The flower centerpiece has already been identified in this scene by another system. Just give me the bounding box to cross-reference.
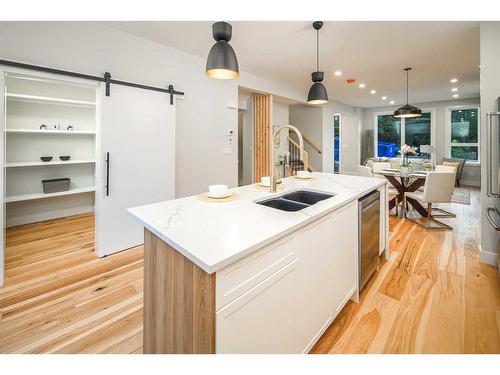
[398,144,417,174]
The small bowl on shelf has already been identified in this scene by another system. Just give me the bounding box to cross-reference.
[59,156,71,161]
[40,156,53,162]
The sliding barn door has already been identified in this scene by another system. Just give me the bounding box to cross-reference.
[253,94,273,182]
[95,84,175,257]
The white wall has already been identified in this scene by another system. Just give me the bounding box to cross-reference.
[323,102,362,174]
[239,92,254,185]
[237,110,244,186]
[289,104,323,171]
[479,22,500,265]
[362,97,481,186]
[289,100,363,175]
[0,22,307,198]
[273,100,290,169]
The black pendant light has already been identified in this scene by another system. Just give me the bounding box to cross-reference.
[307,21,328,105]
[206,21,239,80]
[393,67,422,118]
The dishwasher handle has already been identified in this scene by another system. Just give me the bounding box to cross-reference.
[360,190,380,209]
[362,198,380,213]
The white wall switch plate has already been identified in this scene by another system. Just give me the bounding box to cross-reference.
[223,147,233,154]
[227,100,238,109]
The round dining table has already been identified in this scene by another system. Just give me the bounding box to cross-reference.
[374,169,429,218]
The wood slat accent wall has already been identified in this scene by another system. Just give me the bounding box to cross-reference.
[253,94,273,182]
[143,229,216,354]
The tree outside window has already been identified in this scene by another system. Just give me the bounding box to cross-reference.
[450,108,479,161]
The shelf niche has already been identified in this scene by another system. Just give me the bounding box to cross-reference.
[4,72,99,227]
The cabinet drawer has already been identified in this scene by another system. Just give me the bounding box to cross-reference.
[216,260,297,353]
[216,235,297,310]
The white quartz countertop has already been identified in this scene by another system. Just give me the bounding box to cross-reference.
[127,172,386,274]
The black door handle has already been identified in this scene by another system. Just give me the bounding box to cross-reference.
[105,152,110,196]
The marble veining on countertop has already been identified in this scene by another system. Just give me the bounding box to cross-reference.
[127,172,386,274]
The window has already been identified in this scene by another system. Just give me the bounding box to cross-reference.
[375,111,433,158]
[448,107,479,161]
[404,113,431,156]
[333,114,341,173]
[377,115,401,157]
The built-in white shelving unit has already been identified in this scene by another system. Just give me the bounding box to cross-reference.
[5,186,96,203]
[5,159,96,168]
[5,129,96,135]
[3,72,99,227]
[6,93,96,107]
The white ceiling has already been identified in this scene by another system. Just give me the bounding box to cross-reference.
[107,21,480,108]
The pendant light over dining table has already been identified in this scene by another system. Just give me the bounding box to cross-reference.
[393,67,422,118]
[307,21,328,105]
[206,21,239,80]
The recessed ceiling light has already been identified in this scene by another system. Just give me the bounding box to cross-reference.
[382,96,387,100]
[370,89,376,94]
[334,70,342,76]
[452,94,459,98]
[450,78,458,83]
[390,100,395,105]
[358,83,366,88]
[451,87,458,92]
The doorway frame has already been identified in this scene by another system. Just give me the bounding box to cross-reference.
[0,66,101,286]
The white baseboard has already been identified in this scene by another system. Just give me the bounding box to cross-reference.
[479,246,498,266]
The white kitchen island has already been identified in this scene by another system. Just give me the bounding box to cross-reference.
[128,172,388,354]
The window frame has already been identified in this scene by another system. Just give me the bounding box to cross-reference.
[333,113,341,174]
[445,105,480,165]
[373,108,436,162]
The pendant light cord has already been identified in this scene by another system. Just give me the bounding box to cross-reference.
[406,69,409,104]
[316,28,319,72]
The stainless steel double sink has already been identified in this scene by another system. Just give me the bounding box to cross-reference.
[256,190,335,212]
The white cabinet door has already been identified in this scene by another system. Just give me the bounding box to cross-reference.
[216,260,297,354]
[96,85,175,256]
[332,201,359,315]
[294,214,334,353]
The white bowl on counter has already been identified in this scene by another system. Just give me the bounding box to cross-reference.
[207,184,232,198]
[260,177,271,187]
[296,170,311,179]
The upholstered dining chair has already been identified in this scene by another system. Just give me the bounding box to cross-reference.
[403,170,456,230]
[388,158,401,169]
[371,161,392,174]
[358,165,399,215]
[441,158,466,186]
[358,165,374,177]
[415,165,457,193]
[434,164,458,174]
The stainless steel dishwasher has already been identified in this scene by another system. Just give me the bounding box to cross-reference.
[359,190,380,291]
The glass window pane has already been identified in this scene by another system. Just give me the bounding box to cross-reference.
[451,146,478,160]
[405,112,431,157]
[451,108,478,143]
[377,115,401,157]
[333,115,340,173]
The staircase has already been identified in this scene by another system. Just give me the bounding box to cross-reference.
[287,136,312,175]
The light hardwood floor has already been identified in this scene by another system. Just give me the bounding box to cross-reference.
[0,188,499,353]
[312,188,500,354]
[0,214,143,354]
